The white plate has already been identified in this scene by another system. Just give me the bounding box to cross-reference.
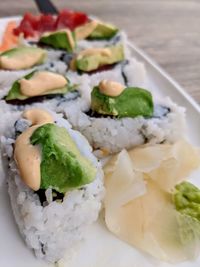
[0,17,200,267]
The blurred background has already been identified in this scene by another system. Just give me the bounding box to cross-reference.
[0,0,199,101]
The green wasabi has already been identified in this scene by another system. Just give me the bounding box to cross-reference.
[173,181,200,221]
[173,181,200,245]
[30,123,96,193]
[91,86,154,118]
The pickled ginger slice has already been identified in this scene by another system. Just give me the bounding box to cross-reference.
[129,143,173,172]
[104,149,146,210]
[129,139,200,192]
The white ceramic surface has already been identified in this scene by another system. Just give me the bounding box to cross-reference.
[0,17,200,267]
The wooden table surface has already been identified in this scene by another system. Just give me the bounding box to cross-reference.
[0,0,200,102]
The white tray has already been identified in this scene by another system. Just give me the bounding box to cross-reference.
[0,17,200,267]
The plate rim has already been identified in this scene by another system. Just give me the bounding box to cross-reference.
[128,41,200,114]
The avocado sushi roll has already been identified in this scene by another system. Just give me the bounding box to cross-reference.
[0,46,69,96]
[0,46,47,94]
[4,70,78,105]
[59,80,186,155]
[1,108,104,262]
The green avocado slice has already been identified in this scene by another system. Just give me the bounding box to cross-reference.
[30,123,96,193]
[0,46,46,70]
[87,22,118,40]
[39,30,76,52]
[5,71,74,101]
[76,44,124,72]
[91,86,154,118]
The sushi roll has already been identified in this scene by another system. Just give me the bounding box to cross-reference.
[1,108,104,262]
[59,80,186,155]
[0,46,46,96]
[0,46,82,114]
[4,70,77,105]
[0,47,69,96]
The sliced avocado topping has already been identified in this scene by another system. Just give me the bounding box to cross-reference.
[76,45,124,72]
[30,123,96,193]
[39,30,76,52]
[173,181,200,245]
[0,46,46,70]
[91,86,154,118]
[5,71,74,101]
[88,22,118,40]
